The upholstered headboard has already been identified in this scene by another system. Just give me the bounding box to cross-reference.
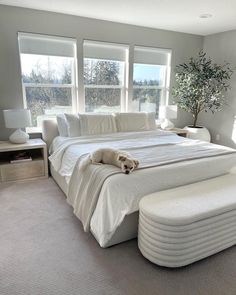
[42,119,59,149]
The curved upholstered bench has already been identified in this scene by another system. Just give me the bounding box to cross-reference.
[138,174,236,267]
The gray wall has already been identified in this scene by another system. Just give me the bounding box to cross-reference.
[201,30,236,148]
[0,5,203,140]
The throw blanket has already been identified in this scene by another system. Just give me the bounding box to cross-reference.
[49,131,236,232]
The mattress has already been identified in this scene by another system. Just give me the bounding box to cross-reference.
[138,174,236,267]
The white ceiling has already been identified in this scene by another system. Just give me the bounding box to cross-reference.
[1,0,236,36]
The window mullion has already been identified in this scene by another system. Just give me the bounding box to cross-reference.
[133,86,164,89]
[84,85,122,89]
[23,83,73,88]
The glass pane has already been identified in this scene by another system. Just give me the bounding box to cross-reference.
[133,64,165,87]
[25,87,72,127]
[85,88,121,113]
[21,54,73,84]
[84,58,124,86]
[132,88,162,117]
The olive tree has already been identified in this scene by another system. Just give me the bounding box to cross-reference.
[172,51,234,127]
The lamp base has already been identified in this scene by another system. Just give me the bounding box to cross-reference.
[9,128,29,144]
[161,119,174,130]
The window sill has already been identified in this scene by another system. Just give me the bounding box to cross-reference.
[27,127,42,133]
[26,127,42,139]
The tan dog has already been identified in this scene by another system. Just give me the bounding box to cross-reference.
[80,148,139,174]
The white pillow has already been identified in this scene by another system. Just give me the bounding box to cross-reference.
[64,113,81,137]
[56,114,68,137]
[115,112,151,132]
[79,113,117,136]
[147,112,156,130]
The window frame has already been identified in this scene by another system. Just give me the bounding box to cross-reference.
[18,34,173,129]
[132,46,172,115]
[83,41,129,113]
[18,33,78,132]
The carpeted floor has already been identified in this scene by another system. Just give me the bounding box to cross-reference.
[0,178,236,295]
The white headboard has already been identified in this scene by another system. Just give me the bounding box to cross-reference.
[42,119,59,149]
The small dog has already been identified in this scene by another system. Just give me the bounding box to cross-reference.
[80,148,139,174]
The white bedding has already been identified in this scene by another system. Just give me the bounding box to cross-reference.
[49,130,184,181]
[49,130,236,247]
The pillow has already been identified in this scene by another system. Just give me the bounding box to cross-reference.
[147,112,156,130]
[79,113,117,136]
[56,114,68,137]
[114,112,150,132]
[64,113,81,137]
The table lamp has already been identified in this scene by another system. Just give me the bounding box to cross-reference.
[159,105,177,130]
[3,109,32,144]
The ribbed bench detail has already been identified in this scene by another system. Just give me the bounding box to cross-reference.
[138,174,236,267]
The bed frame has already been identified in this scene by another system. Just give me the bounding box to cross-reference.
[42,119,138,247]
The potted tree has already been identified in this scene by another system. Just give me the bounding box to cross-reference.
[172,51,234,142]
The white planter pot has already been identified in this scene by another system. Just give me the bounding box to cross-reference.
[184,126,211,142]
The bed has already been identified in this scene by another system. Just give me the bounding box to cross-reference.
[42,116,236,248]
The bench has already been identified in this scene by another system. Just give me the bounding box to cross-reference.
[138,174,236,267]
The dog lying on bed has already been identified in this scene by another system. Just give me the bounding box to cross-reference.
[80,148,139,174]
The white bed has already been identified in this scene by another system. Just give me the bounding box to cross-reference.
[43,119,236,247]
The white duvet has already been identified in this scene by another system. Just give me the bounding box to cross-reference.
[50,130,185,183]
[49,130,236,247]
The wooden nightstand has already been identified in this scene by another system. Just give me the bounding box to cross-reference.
[0,139,48,182]
[169,128,188,137]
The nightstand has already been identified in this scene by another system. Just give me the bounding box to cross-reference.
[0,139,48,182]
[169,128,188,137]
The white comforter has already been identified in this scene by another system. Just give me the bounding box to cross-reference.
[49,130,183,179]
[49,130,236,247]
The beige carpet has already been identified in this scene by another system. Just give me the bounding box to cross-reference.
[0,178,236,295]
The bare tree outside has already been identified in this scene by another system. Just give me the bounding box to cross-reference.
[84,58,123,112]
[21,54,73,126]
[21,55,166,126]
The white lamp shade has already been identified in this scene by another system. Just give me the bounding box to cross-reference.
[159,105,178,119]
[3,109,32,128]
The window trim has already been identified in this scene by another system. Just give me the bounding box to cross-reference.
[132,46,172,114]
[83,43,129,112]
[23,83,74,88]
[18,32,78,131]
[84,85,123,89]
[18,34,173,129]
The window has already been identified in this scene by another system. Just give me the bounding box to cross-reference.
[132,46,171,117]
[18,35,172,126]
[18,33,77,130]
[83,41,128,113]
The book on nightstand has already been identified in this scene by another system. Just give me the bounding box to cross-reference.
[10,151,32,164]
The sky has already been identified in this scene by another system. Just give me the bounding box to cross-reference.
[133,63,164,83]
[20,54,72,80]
